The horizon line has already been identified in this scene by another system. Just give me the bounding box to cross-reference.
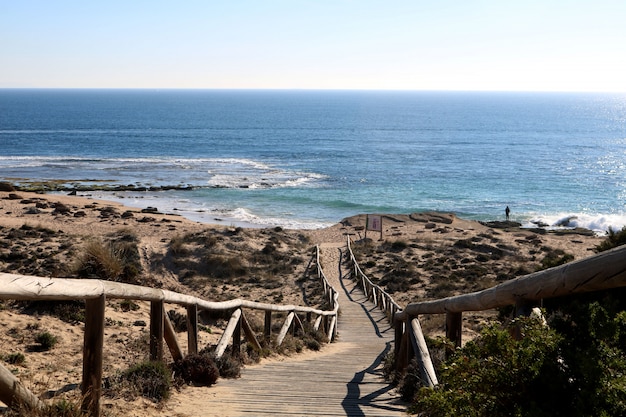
[1,87,625,94]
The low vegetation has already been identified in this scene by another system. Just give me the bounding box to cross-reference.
[394,231,626,416]
[107,360,172,402]
[72,231,141,283]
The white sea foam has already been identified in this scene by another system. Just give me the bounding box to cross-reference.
[81,191,333,229]
[525,213,626,234]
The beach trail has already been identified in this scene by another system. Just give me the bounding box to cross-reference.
[168,242,405,417]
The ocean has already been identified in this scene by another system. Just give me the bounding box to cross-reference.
[1,89,625,232]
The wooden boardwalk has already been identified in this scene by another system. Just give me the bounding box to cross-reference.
[177,244,406,416]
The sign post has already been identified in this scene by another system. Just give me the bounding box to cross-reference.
[366,214,383,240]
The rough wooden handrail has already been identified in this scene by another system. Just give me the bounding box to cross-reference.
[392,243,626,388]
[346,237,403,320]
[315,245,340,340]
[0,258,340,417]
[397,244,626,320]
[0,273,335,316]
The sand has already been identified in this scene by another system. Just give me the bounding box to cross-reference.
[0,190,604,416]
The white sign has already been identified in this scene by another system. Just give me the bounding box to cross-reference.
[367,215,382,232]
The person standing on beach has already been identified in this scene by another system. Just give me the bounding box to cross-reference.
[505,206,510,220]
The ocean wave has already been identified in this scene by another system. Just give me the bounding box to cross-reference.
[525,213,626,234]
[0,156,327,190]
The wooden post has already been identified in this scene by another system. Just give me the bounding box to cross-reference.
[396,325,410,372]
[264,310,272,342]
[215,309,242,359]
[241,311,262,352]
[163,311,183,362]
[0,362,43,411]
[394,319,403,359]
[186,304,198,355]
[513,298,535,340]
[150,300,164,362]
[276,312,295,346]
[313,314,323,332]
[409,317,438,387]
[82,295,105,417]
[446,311,463,348]
[327,316,337,342]
[232,312,242,358]
[293,313,305,335]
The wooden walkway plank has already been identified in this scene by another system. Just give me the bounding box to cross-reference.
[172,243,406,416]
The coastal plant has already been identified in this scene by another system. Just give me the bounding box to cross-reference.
[34,331,58,351]
[596,226,626,252]
[5,398,83,417]
[199,345,242,378]
[168,309,188,332]
[213,354,242,378]
[119,299,140,312]
[539,248,574,270]
[171,353,219,386]
[204,253,247,279]
[411,318,563,416]
[73,237,141,282]
[4,352,25,365]
[73,240,124,280]
[116,361,172,402]
[411,292,626,417]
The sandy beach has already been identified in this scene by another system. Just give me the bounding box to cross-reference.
[0,190,604,416]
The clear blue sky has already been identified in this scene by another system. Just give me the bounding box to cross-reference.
[2,0,625,91]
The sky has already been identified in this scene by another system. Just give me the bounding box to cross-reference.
[1,0,626,92]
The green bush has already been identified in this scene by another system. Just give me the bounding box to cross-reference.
[4,352,25,365]
[120,361,172,402]
[35,331,58,351]
[171,353,219,386]
[73,238,141,282]
[539,248,574,270]
[6,398,82,417]
[596,226,626,252]
[213,353,242,379]
[411,293,626,417]
[412,318,563,416]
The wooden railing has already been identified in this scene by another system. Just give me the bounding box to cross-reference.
[347,238,626,389]
[315,245,340,341]
[0,245,338,416]
[346,237,402,322]
[394,244,626,388]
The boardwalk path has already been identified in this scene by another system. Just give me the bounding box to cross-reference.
[174,243,406,417]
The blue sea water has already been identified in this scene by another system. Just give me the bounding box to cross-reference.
[1,89,626,231]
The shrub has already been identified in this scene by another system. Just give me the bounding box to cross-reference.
[168,309,188,332]
[171,353,219,386]
[35,331,58,351]
[205,254,247,279]
[4,352,25,365]
[74,240,124,280]
[119,299,139,312]
[73,238,141,282]
[120,361,172,402]
[6,398,82,417]
[412,318,563,416]
[53,300,85,323]
[169,234,188,255]
[540,249,574,270]
[213,353,242,379]
[596,226,626,252]
[391,240,409,252]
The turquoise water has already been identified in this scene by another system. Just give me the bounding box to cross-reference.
[1,89,626,231]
